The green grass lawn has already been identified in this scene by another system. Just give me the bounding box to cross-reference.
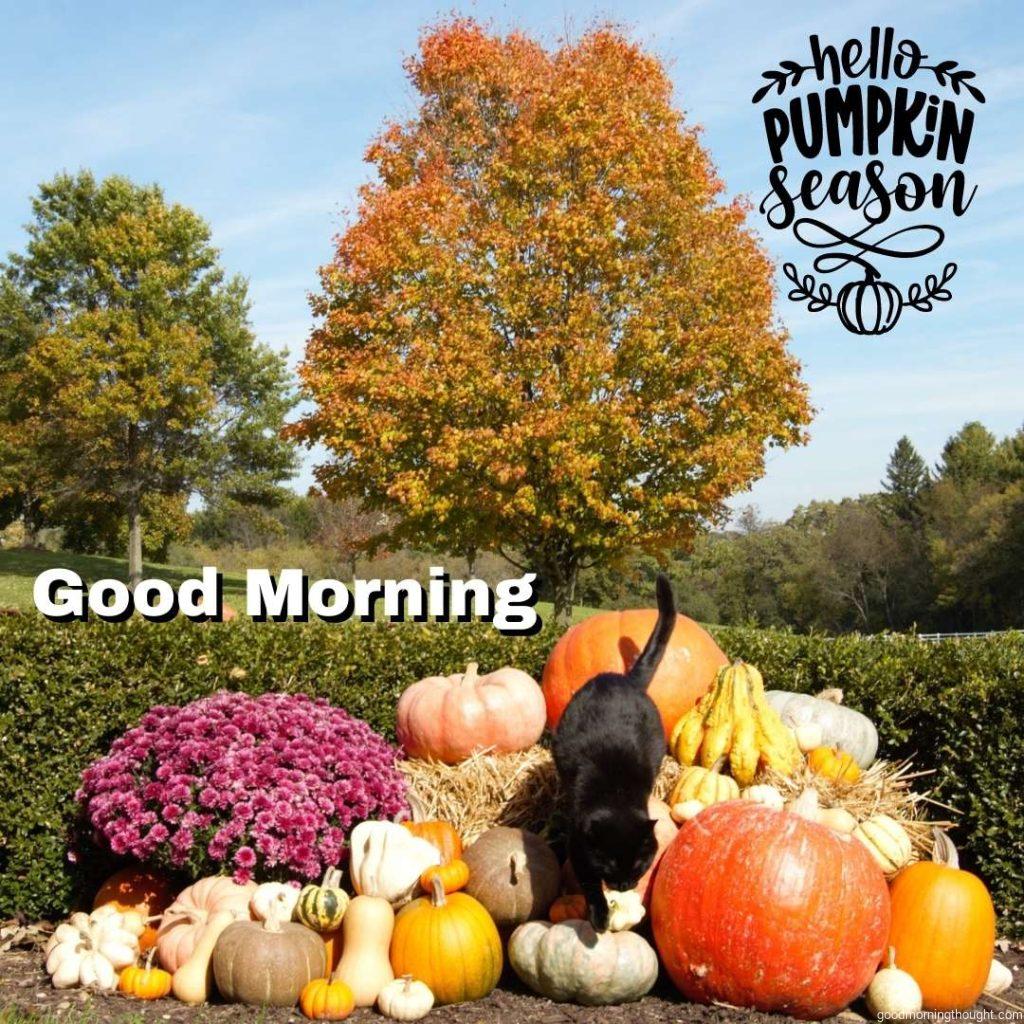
[0,548,598,624]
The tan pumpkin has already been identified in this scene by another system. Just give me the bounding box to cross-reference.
[212,902,327,1007]
[331,896,394,1007]
[462,827,560,929]
[395,663,546,763]
[156,876,256,973]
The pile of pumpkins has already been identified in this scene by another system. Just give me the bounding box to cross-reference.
[45,605,1014,1020]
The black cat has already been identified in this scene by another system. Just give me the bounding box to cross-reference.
[552,575,676,930]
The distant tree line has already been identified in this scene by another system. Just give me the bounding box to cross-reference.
[575,421,1024,633]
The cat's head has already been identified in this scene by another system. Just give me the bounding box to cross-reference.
[581,807,658,891]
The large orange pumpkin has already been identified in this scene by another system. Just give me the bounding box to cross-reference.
[390,875,503,1005]
[396,663,546,764]
[542,609,727,737]
[93,866,176,952]
[887,830,995,1011]
[651,798,890,1020]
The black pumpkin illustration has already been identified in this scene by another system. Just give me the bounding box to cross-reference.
[836,275,903,335]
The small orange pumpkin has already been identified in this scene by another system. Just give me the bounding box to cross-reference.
[300,978,355,1020]
[420,859,470,894]
[548,894,587,923]
[887,830,995,1010]
[402,820,463,864]
[118,953,172,1000]
[807,745,861,785]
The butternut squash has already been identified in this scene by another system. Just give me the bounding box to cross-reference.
[171,910,236,1005]
[331,896,394,1007]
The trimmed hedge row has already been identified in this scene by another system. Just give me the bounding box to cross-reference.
[0,618,1021,934]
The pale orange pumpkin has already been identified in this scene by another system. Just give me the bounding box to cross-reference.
[155,875,256,973]
[887,830,995,1011]
[395,663,546,764]
[542,610,727,738]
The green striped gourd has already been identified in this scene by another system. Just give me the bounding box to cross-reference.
[294,867,349,931]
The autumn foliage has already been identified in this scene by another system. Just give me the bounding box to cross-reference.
[294,19,812,616]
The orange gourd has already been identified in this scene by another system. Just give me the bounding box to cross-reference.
[396,663,546,764]
[118,953,172,1000]
[807,745,861,785]
[402,821,463,864]
[420,859,470,894]
[542,609,727,738]
[391,875,502,1005]
[300,978,355,1020]
[887,830,995,1011]
[94,867,175,953]
[548,895,587,923]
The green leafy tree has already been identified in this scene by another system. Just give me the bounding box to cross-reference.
[0,172,296,582]
[935,422,1000,488]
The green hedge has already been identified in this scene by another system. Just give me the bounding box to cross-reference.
[0,618,1021,934]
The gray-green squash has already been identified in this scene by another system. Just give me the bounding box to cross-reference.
[764,688,878,768]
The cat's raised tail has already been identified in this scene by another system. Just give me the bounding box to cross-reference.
[625,574,677,690]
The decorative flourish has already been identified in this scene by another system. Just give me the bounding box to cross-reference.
[783,262,958,335]
[905,262,958,312]
[752,60,812,103]
[921,60,986,103]
[783,263,834,313]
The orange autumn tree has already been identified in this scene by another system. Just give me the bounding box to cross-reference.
[294,19,812,620]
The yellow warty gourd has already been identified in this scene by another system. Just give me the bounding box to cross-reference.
[669,662,802,784]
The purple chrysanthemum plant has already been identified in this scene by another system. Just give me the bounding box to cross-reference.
[76,691,409,884]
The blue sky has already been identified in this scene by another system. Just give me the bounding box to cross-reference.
[1,0,1021,521]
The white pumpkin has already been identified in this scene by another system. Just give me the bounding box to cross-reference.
[605,889,645,932]
[349,821,441,905]
[740,784,785,811]
[45,908,140,990]
[765,688,878,767]
[865,949,923,1018]
[250,881,300,923]
[985,959,1013,996]
[377,975,435,1021]
[791,721,824,753]
[853,814,914,876]
[509,919,658,1005]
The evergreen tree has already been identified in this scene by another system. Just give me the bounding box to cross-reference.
[935,422,999,488]
[882,436,930,519]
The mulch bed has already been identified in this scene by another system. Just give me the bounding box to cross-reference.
[1,948,1022,1024]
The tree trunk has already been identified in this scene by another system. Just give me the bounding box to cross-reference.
[127,505,143,589]
[549,566,578,626]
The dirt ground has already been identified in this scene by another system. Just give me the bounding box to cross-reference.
[1,947,1021,1024]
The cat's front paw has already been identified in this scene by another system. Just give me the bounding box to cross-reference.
[588,897,610,932]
